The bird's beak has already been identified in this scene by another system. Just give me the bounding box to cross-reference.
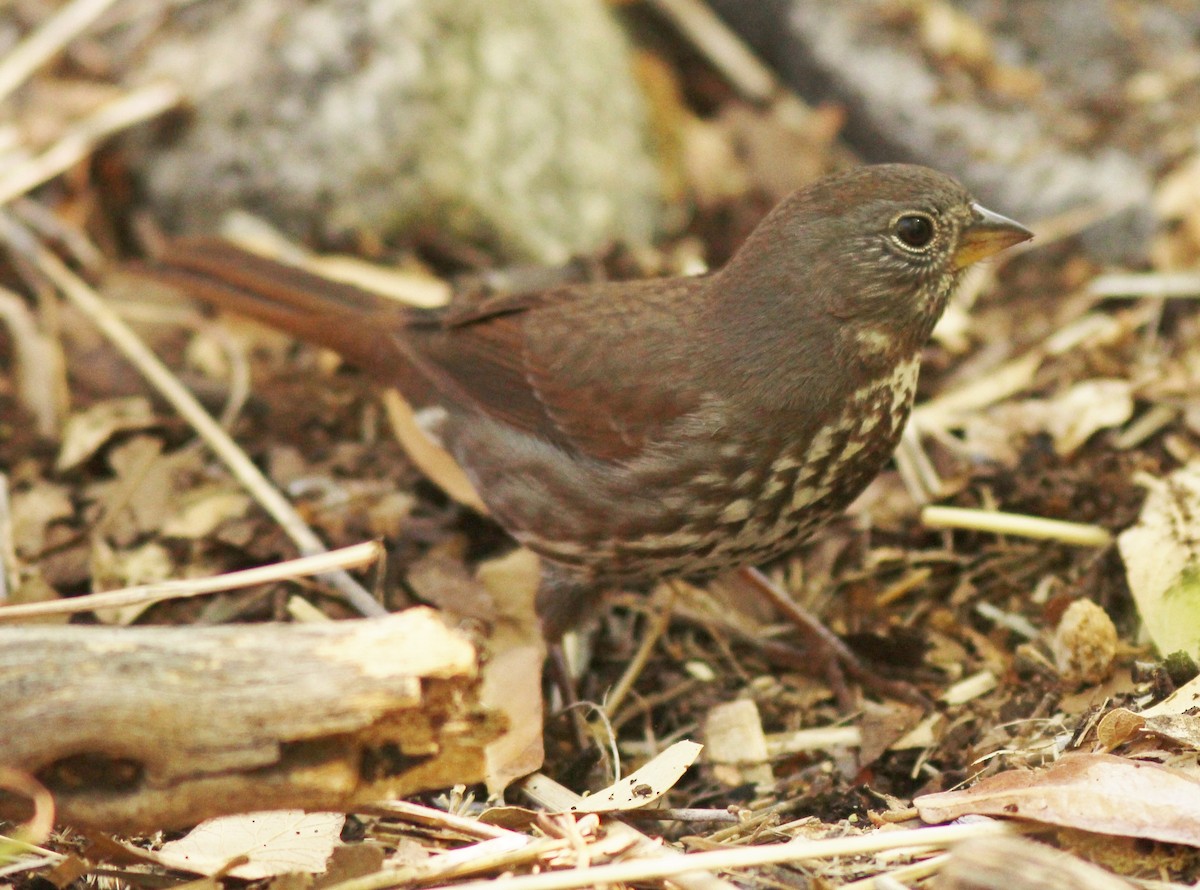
[952,203,1034,269]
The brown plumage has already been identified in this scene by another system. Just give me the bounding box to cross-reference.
[149,164,1031,634]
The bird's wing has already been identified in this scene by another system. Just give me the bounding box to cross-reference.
[405,278,711,463]
[148,238,712,464]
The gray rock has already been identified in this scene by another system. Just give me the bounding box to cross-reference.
[128,0,662,263]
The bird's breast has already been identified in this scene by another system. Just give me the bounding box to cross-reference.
[505,351,924,583]
[674,350,923,565]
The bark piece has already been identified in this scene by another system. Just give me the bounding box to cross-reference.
[0,608,503,831]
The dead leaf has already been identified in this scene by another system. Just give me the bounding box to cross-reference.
[569,740,704,813]
[1058,668,1139,717]
[152,811,345,879]
[56,397,157,472]
[891,712,945,751]
[407,550,498,623]
[315,840,386,886]
[381,391,487,513]
[477,805,540,831]
[10,482,74,557]
[85,437,175,544]
[1142,674,1200,718]
[162,487,252,539]
[859,700,926,766]
[961,379,1134,465]
[1099,706,1200,753]
[1118,462,1200,660]
[363,491,417,539]
[1043,380,1135,456]
[89,539,174,624]
[1134,714,1200,751]
[915,753,1200,846]
[1096,708,1146,750]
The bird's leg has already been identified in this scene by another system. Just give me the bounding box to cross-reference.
[535,566,608,643]
[545,643,591,751]
[736,567,930,709]
[536,568,608,750]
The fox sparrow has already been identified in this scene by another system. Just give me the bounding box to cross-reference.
[149,164,1031,635]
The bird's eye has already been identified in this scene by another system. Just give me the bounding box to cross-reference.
[892,214,936,250]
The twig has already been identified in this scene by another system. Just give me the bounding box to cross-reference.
[362,800,518,842]
[0,0,122,103]
[0,832,63,879]
[11,198,106,272]
[1113,403,1178,450]
[0,82,182,207]
[619,808,739,824]
[8,229,386,616]
[705,799,794,844]
[519,772,741,890]
[894,421,944,504]
[921,506,1112,547]
[195,319,253,430]
[940,670,998,706]
[430,820,1011,890]
[323,836,568,890]
[875,566,934,608]
[610,676,702,731]
[1089,272,1200,298]
[0,475,13,604]
[739,567,929,707]
[0,850,63,880]
[0,541,383,622]
[974,602,1040,641]
[0,287,63,437]
[286,594,332,623]
[647,0,776,102]
[603,583,676,719]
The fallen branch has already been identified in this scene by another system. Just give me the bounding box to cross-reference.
[0,608,502,831]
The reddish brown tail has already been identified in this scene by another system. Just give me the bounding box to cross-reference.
[147,238,420,384]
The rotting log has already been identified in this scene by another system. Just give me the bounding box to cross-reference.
[0,608,503,831]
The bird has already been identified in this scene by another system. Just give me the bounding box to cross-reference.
[147,164,1031,639]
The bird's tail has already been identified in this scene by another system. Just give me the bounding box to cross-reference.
[145,237,419,383]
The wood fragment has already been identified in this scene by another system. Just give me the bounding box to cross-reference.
[705,699,774,787]
[0,609,502,831]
